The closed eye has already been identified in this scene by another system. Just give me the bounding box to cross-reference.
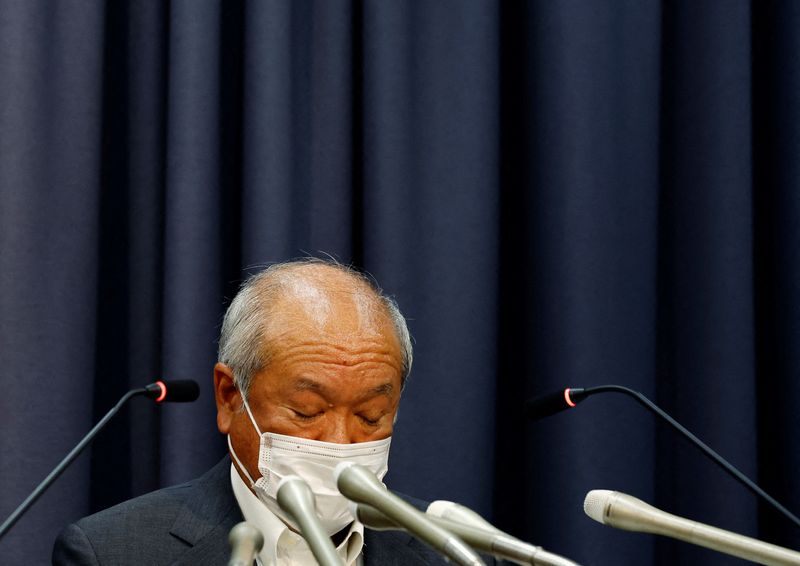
[359,414,381,426]
[293,409,322,421]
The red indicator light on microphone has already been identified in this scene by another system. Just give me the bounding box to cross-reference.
[564,388,577,408]
[154,381,167,403]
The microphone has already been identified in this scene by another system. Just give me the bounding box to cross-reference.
[584,489,800,566]
[524,388,589,420]
[144,379,200,402]
[334,462,485,566]
[227,522,264,566]
[427,500,503,533]
[276,475,343,566]
[525,384,800,531]
[0,379,201,540]
[354,501,580,566]
[427,501,579,566]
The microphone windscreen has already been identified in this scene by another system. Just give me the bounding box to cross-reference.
[163,380,200,402]
[525,388,579,420]
[145,380,200,402]
[583,489,614,524]
[229,521,264,550]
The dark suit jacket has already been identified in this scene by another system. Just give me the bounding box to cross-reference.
[52,458,471,565]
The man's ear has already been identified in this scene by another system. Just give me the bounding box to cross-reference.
[214,362,241,434]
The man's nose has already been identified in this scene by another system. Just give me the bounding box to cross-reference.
[320,414,353,444]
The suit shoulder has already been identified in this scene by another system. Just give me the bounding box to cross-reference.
[53,460,234,565]
[74,478,195,537]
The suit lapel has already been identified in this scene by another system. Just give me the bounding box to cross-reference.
[169,520,240,566]
[158,459,450,565]
[166,458,244,565]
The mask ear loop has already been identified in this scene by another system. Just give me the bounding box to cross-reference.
[241,395,264,436]
[228,435,256,487]
[228,389,263,487]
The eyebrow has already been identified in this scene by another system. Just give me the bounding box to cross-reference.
[293,378,394,398]
[293,378,325,393]
[368,383,394,397]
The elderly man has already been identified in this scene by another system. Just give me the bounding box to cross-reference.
[53,260,460,565]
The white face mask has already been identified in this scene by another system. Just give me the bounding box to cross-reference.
[228,397,392,535]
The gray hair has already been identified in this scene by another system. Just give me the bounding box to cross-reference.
[217,258,413,398]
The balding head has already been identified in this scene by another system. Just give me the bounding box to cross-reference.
[218,259,412,397]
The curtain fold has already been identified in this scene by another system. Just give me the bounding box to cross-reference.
[1,1,798,564]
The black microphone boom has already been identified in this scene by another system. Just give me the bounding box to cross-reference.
[525,384,800,531]
[0,379,200,540]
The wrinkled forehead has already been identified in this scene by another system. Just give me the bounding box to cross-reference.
[269,272,390,337]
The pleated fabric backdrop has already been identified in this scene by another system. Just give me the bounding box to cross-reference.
[0,1,798,564]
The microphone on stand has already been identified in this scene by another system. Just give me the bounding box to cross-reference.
[227,522,264,566]
[525,384,800,531]
[584,489,800,566]
[427,501,579,566]
[426,500,504,533]
[276,475,343,566]
[0,379,200,540]
[334,462,486,566]
[354,501,581,566]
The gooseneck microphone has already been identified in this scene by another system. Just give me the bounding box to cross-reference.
[584,490,800,566]
[525,384,800,531]
[0,379,200,540]
[276,475,343,566]
[228,522,264,566]
[426,501,580,566]
[353,501,580,566]
[334,462,486,566]
[143,379,201,403]
[427,500,503,533]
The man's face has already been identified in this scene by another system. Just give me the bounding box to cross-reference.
[214,287,404,484]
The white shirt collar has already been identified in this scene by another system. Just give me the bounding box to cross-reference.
[230,464,364,566]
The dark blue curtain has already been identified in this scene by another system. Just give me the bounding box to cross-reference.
[1,1,798,564]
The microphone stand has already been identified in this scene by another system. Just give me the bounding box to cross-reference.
[0,387,148,540]
[574,385,800,530]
